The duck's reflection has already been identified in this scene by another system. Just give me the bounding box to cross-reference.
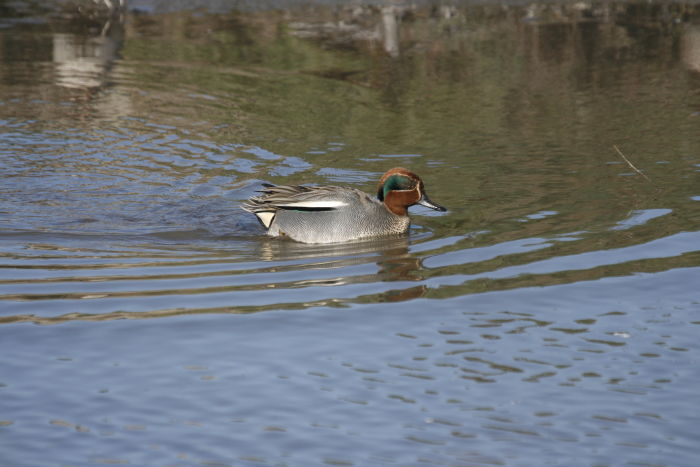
[254,233,429,301]
[375,244,428,301]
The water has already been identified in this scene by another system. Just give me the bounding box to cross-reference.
[2,1,700,465]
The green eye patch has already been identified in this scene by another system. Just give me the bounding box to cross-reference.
[378,174,416,200]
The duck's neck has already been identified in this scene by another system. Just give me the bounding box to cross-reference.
[383,191,413,216]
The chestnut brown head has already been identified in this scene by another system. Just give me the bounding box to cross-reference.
[377,167,446,216]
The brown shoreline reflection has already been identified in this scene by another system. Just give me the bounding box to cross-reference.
[4,2,700,123]
[682,25,700,73]
[52,29,121,90]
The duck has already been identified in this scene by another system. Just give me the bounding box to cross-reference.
[242,167,446,244]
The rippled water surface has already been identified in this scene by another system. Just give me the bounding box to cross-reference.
[2,1,700,465]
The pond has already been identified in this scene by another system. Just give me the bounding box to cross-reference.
[1,0,700,465]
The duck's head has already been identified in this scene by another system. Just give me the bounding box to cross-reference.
[377,167,447,216]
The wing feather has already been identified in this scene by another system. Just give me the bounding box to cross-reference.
[242,184,353,215]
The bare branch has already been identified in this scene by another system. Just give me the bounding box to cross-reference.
[613,145,652,183]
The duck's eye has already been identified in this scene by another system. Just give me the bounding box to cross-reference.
[379,174,416,200]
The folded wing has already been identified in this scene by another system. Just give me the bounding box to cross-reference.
[242,184,350,228]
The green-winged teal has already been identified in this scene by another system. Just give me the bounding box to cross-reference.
[242,167,446,244]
